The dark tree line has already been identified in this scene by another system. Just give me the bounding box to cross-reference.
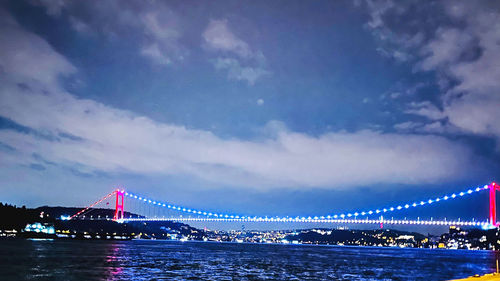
[0,202,52,231]
[0,203,205,240]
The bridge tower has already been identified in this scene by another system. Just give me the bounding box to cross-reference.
[113,189,125,221]
[489,182,499,226]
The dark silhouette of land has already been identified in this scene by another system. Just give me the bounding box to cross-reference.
[0,203,203,240]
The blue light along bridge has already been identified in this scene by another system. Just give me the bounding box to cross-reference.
[68,182,500,228]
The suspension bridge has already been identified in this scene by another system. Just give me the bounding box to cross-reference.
[67,182,500,228]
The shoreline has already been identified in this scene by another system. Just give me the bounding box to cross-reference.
[451,273,500,280]
[0,235,495,248]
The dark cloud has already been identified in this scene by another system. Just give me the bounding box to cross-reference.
[29,163,46,171]
[34,0,185,65]
[363,0,500,147]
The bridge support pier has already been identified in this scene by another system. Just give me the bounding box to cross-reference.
[113,189,125,221]
[490,183,499,227]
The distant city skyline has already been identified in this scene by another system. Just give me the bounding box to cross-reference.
[0,0,499,226]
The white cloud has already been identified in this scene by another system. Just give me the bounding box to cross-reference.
[203,19,270,85]
[0,86,482,188]
[213,58,269,85]
[138,9,181,64]
[419,28,474,71]
[69,16,90,34]
[363,0,422,63]
[405,101,445,121]
[365,0,394,29]
[444,95,500,139]
[140,43,171,65]
[420,121,447,134]
[0,7,485,192]
[394,121,421,131]
[0,9,76,88]
[203,19,253,59]
[390,92,401,99]
[420,2,500,141]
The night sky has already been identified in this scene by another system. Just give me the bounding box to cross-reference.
[0,0,499,228]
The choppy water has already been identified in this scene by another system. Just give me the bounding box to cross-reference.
[0,239,496,280]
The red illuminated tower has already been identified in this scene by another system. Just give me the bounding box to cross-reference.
[489,182,499,226]
[113,189,125,221]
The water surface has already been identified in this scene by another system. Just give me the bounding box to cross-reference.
[0,239,495,280]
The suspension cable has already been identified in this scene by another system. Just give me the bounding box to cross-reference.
[70,190,117,220]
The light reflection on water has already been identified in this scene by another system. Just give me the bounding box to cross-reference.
[0,239,495,280]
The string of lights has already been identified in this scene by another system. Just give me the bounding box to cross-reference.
[123,184,490,222]
[70,190,117,220]
[121,217,488,226]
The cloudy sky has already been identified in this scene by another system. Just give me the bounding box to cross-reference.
[0,0,499,222]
